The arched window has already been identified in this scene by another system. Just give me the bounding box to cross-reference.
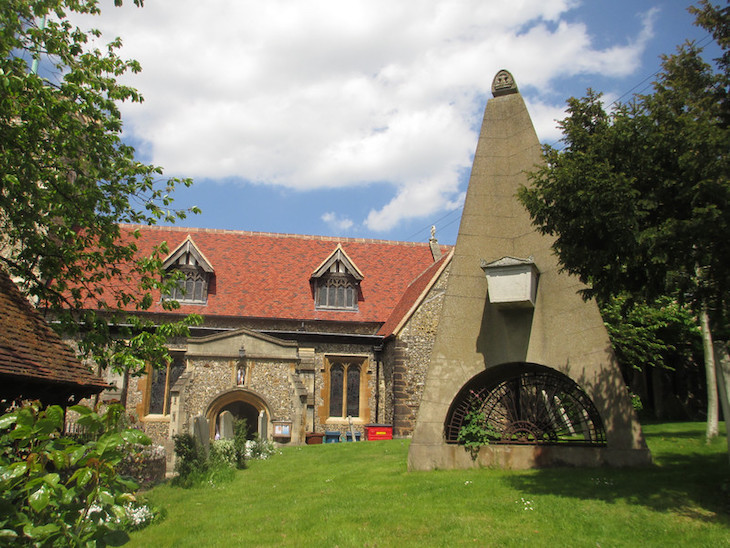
[346,365,361,417]
[329,364,344,417]
[316,275,357,309]
[147,352,185,416]
[326,357,364,418]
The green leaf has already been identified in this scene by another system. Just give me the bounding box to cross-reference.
[69,405,93,416]
[42,473,60,487]
[120,428,150,445]
[0,462,28,482]
[44,406,65,430]
[0,529,18,541]
[23,522,59,540]
[115,476,139,492]
[69,446,87,467]
[34,418,59,436]
[103,528,131,546]
[0,413,18,430]
[72,467,94,488]
[15,409,34,428]
[28,484,51,513]
[96,433,123,455]
[50,449,68,470]
[98,489,115,506]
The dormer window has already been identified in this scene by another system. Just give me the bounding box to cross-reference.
[162,236,214,304]
[317,274,357,309]
[311,245,363,311]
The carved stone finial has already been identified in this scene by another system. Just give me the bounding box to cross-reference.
[491,69,518,97]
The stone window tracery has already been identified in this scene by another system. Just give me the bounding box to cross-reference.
[326,357,364,419]
[167,265,209,303]
[316,274,358,310]
[311,244,363,311]
[146,352,185,416]
[161,236,214,305]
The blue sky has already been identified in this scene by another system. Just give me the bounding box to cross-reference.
[79,1,720,245]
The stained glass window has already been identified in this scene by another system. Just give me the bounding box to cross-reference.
[327,358,363,418]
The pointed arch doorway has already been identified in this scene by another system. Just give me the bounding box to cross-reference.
[206,389,270,440]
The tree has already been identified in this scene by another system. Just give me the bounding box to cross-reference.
[0,1,200,383]
[518,1,730,442]
[600,295,704,419]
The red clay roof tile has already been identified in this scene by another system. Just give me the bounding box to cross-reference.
[116,225,452,326]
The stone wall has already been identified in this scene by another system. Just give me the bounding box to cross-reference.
[90,278,450,447]
[182,357,296,426]
[390,264,450,437]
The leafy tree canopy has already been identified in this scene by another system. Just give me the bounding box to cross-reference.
[518,0,729,318]
[518,1,730,441]
[601,294,701,373]
[0,0,200,375]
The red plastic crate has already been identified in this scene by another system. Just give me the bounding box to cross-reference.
[365,424,393,441]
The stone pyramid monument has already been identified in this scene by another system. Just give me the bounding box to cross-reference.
[408,70,651,470]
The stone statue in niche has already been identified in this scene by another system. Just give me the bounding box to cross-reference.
[491,69,518,97]
[236,363,246,386]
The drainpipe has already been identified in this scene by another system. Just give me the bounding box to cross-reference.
[373,344,383,423]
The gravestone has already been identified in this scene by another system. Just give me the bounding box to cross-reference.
[258,409,268,439]
[219,410,235,439]
[193,415,210,455]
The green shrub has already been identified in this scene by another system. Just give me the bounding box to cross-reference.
[209,439,236,469]
[171,434,238,489]
[171,433,208,488]
[233,419,248,469]
[244,434,276,460]
[457,401,498,461]
[0,402,153,546]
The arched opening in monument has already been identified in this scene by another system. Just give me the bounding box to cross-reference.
[445,363,606,446]
[206,389,270,441]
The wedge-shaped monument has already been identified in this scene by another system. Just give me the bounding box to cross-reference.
[408,70,651,470]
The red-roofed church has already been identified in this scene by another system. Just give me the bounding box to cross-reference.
[101,224,453,450]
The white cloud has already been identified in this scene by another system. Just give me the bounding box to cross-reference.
[321,212,354,232]
[76,0,654,233]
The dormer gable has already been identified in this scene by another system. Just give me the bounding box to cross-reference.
[163,236,214,273]
[311,244,363,280]
[162,236,214,304]
[311,244,363,311]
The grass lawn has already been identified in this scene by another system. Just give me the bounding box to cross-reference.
[127,423,729,547]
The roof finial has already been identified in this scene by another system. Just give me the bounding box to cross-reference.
[491,69,518,97]
[429,225,442,261]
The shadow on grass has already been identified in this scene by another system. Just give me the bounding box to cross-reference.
[506,446,730,524]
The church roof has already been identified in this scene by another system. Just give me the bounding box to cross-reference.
[112,225,452,325]
[0,270,108,405]
[378,249,453,337]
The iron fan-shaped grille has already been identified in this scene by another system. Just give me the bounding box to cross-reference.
[445,369,606,446]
